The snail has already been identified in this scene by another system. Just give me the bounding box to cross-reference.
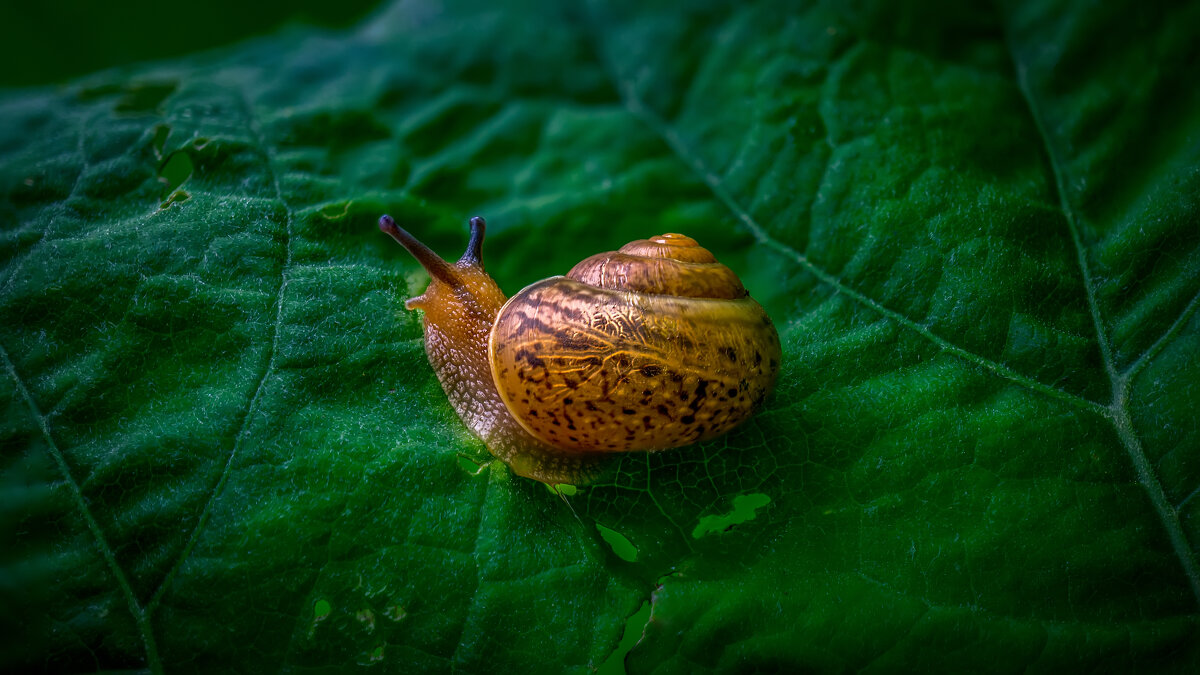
[379,214,781,485]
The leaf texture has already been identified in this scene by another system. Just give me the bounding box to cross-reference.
[1,0,1198,672]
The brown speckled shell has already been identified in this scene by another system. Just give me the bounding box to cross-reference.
[488,234,781,453]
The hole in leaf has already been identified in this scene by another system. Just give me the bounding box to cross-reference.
[114,81,177,113]
[152,124,171,160]
[158,150,194,195]
[160,189,191,209]
[456,453,487,476]
[358,644,385,665]
[76,83,123,102]
[597,600,651,675]
[544,482,577,496]
[692,493,771,539]
[595,523,638,562]
[313,599,332,620]
[383,604,406,622]
[356,608,376,632]
[320,201,352,220]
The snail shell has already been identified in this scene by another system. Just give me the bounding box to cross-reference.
[491,233,780,453]
[379,216,780,484]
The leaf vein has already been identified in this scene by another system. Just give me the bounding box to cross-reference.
[1177,484,1200,512]
[0,111,93,297]
[1,342,163,673]
[611,78,1106,418]
[146,86,296,613]
[1007,36,1200,605]
[1124,281,1200,381]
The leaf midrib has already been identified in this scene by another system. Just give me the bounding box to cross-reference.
[1006,49,1200,604]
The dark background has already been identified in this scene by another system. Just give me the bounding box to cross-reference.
[0,0,384,87]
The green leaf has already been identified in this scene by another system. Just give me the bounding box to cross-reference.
[3,0,1199,672]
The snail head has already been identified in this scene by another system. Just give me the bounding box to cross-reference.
[378,213,507,318]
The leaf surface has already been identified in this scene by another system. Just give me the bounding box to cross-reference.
[2,0,1199,672]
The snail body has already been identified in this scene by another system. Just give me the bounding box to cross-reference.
[380,215,780,485]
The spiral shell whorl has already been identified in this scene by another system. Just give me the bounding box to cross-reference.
[618,233,714,261]
[567,233,747,299]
